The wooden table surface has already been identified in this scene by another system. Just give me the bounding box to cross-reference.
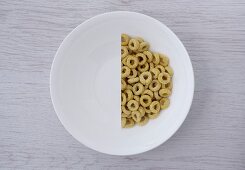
[1,0,245,169]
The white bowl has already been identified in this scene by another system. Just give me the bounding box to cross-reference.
[50,11,194,155]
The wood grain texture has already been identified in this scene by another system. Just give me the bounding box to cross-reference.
[1,0,245,169]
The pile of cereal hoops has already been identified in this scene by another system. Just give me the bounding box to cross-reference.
[121,34,174,128]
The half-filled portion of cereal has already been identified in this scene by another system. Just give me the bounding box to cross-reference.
[121,34,174,128]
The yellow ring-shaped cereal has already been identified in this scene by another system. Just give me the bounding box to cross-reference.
[147,112,160,119]
[143,51,153,62]
[138,115,149,126]
[152,53,160,65]
[165,66,174,77]
[121,34,129,46]
[144,83,149,89]
[159,88,171,97]
[143,89,154,98]
[154,91,161,100]
[159,53,169,66]
[155,65,165,72]
[144,106,151,114]
[121,35,174,127]
[132,111,141,123]
[158,72,171,84]
[121,93,126,105]
[124,118,135,128]
[138,42,149,52]
[126,46,134,55]
[128,69,137,78]
[137,71,141,77]
[127,114,132,118]
[134,95,140,102]
[149,101,160,114]
[124,89,133,101]
[164,81,173,90]
[137,62,149,72]
[128,38,140,51]
[126,84,133,90]
[121,117,127,127]
[150,68,160,79]
[139,71,152,85]
[126,55,138,69]
[132,83,144,95]
[122,55,128,66]
[121,46,128,58]
[140,95,152,107]
[136,53,147,65]
[138,106,145,117]
[135,37,144,43]
[121,79,127,90]
[149,80,161,92]
[127,100,139,111]
[121,112,128,118]
[149,62,155,71]
[128,77,139,84]
[160,98,170,110]
[121,66,130,78]
[121,105,131,116]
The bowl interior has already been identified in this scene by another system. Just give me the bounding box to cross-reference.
[50,12,194,155]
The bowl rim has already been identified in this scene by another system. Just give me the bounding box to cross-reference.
[50,11,195,155]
